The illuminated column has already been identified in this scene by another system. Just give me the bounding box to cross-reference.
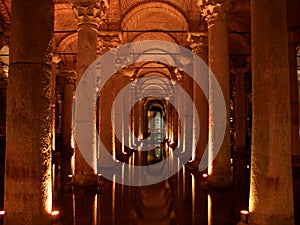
[249,0,295,224]
[72,0,108,185]
[61,71,76,185]
[51,54,60,154]
[97,34,122,166]
[188,32,208,169]
[4,0,53,224]
[60,71,76,224]
[288,32,300,160]
[199,1,232,186]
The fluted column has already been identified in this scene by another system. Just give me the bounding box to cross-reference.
[198,0,232,186]
[249,0,295,224]
[188,32,209,169]
[72,0,108,185]
[4,0,54,224]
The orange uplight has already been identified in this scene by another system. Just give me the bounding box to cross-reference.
[51,211,60,216]
[240,210,249,223]
[240,210,249,215]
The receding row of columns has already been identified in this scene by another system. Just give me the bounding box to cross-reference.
[194,0,296,224]
[2,0,299,224]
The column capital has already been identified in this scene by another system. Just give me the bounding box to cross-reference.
[72,0,109,27]
[62,70,77,85]
[98,32,122,54]
[197,0,232,22]
[187,32,208,55]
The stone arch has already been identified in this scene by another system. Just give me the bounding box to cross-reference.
[121,1,188,29]
[121,1,189,43]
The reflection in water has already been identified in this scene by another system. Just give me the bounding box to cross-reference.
[208,194,212,225]
[58,165,239,225]
[133,181,175,225]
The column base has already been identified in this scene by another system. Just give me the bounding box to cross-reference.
[248,213,295,225]
[72,174,98,187]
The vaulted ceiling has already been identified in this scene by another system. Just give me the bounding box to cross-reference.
[1,0,300,70]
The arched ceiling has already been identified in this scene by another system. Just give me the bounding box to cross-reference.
[121,1,189,43]
[1,0,300,71]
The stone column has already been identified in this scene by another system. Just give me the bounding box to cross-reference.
[4,0,54,224]
[249,0,295,224]
[61,71,76,185]
[0,72,7,210]
[51,54,60,153]
[188,32,209,169]
[288,32,300,162]
[232,67,250,217]
[233,68,249,154]
[72,0,108,185]
[60,71,76,225]
[198,0,232,186]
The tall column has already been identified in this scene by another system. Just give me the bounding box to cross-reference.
[72,0,108,185]
[97,33,122,167]
[0,71,7,210]
[233,68,249,154]
[288,32,300,161]
[4,0,54,224]
[188,32,209,169]
[60,71,76,225]
[249,0,295,224]
[198,1,232,186]
[62,71,76,185]
[232,67,250,217]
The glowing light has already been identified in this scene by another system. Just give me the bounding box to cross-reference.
[202,173,208,178]
[182,165,186,197]
[51,211,60,216]
[71,132,75,149]
[0,211,5,215]
[71,155,75,175]
[191,174,195,225]
[41,137,53,214]
[93,195,97,224]
[240,210,249,215]
[208,194,212,225]
[240,210,249,223]
[112,111,116,161]
[112,174,116,225]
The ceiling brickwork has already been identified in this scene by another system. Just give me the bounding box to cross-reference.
[0,0,300,69]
